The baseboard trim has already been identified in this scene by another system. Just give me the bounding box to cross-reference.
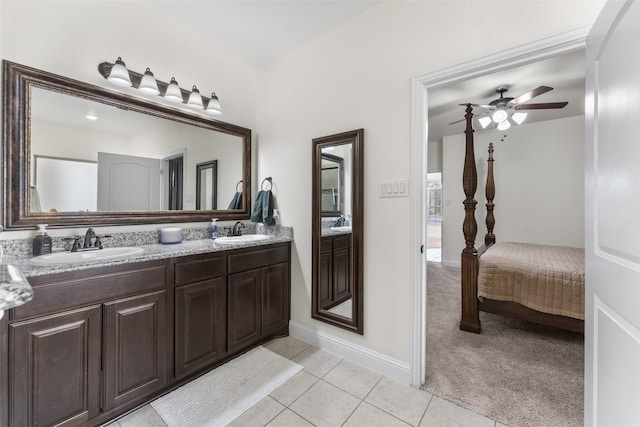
[289,321,412,384]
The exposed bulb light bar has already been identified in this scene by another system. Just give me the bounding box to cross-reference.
[98,57,222,115]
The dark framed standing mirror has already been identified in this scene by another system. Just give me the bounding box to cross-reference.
[2,60,251,229]
[312,129,363,334]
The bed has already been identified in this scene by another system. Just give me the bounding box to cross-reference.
[458,104,585,334]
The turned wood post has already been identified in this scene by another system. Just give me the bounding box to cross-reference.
[460,104,480,333]
[485,143,496,246]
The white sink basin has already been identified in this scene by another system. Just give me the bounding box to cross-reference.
[30,247,145,266]
[215,234,271,245]
[330,226,352,232]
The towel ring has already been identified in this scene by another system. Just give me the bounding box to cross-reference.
[235,180,243,192]
[261,177,273,191]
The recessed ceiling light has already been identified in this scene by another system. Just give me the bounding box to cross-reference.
[85,114,98,121]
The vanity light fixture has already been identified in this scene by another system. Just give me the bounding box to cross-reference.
[187,85,204,109]
[98,57,222,115]
[138,68,160,95]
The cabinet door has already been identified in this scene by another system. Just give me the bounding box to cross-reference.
[262,262,290,336]
[333,247,351,303]
[103,290,167,411]
[175,278,227,378]
[319,251,333,309]
[228,269,261,353]
[9,305,101,427]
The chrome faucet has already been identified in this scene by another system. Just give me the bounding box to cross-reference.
[229,221,246,237]
[334,216,346,227]
[69,228,109,252]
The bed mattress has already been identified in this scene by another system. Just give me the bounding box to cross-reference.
[478,242,585,320]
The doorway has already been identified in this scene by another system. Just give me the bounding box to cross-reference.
[426,172,442,262]
[409,28,590,387]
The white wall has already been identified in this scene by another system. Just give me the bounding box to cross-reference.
[442,115,585,266]
[256,1,601,368]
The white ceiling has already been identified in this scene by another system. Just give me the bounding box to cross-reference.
[146,1,382,66]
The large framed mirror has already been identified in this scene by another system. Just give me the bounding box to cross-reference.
[312,129,363,334]
[2,60,251,229]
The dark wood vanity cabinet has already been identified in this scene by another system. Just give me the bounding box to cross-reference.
[174,254,227,379]
[228,244,290,353]
[3,242,291,427]
[319,234,352,310]
[9,305,102,427]
[7,261,167,427]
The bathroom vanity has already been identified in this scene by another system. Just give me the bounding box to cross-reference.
[0,238,291,427]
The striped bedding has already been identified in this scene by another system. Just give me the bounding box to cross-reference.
[477,242,585,320]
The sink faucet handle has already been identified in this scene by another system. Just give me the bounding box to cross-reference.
[71,237,82,252]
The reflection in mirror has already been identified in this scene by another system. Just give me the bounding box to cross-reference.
[2,60,251,229]
[196,160,218,210]
[321,152,344,215]
[312,129,363,334]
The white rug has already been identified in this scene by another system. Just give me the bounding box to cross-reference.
[151,346,302,426]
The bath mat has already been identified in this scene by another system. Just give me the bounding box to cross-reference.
[151,346,302,426]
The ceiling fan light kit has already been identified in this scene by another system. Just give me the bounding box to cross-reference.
[450,85,568,132]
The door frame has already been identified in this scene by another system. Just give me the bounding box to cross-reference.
[409,26,590,387]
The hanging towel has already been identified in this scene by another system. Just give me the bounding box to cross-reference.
[251,190,275,225]
[228,191,243,209]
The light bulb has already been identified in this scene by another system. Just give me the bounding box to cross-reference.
[491,107,508,123]
[164,77,183,103]
[206,92,222,115]
[107,57,132,87]
[478,116,492,129]
[512,112,527,125]
[497,120,511,131]
[187,85,204,109]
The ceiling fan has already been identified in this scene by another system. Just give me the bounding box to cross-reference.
[450,85,568,130]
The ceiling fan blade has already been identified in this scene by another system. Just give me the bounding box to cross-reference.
[510,85,553,105]
[448,110,489,126]
[459,103,493,109]
[515,101,568,110]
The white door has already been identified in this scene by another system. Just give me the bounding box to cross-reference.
[585,1,640,426]
[97,152,161,211]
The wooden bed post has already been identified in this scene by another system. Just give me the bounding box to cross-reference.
[460,104,481,333]
[485,143,496,246]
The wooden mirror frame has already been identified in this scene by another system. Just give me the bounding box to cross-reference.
[1,60,251,230]
[312,129,364,334]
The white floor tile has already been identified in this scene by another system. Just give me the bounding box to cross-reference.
[291,346,342,378]
[323,360,383,399]
[270,370,319,406]
[227,396,285,427]
[263,336,311,360]
[289,380,361,427]
[419,396,494,427]
[118,405,167,427]
[266,409,315,427]
[365,377,432,426]
[343,402,413,427]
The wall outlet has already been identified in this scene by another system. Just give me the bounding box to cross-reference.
[379,180,409,198]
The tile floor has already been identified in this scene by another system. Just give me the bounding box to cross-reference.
[108,336,506,427]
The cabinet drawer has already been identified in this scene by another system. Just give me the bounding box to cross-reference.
[228,245,289,274]
[175,254,225,285]
[13,261,167,320]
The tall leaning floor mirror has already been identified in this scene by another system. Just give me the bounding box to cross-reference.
[312,129,363,334]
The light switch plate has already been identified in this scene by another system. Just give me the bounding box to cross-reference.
[379,179,409,198]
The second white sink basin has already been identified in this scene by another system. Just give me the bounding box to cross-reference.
[31,247,145,266]
[215,234,271,245]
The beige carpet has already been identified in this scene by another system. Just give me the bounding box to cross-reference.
[422,261,584,427]
[151,346,302,426]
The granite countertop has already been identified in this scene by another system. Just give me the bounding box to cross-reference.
[9,232,292,278]
[321,228,352,237]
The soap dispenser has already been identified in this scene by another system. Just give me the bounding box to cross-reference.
[33,224,52,256]
[210,218,218,240]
